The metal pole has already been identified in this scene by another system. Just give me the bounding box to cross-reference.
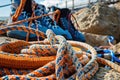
[65,0,67,8]
[88,0,90,6]
[56,3,58,7]
[72,0,74,10]
[88,0,91,8]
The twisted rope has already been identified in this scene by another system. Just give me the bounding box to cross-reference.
[0,27,119,80]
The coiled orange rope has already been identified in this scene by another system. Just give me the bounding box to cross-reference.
[0,27,120,80]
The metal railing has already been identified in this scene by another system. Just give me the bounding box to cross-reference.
[0,3,12,8]
[53,0,119,10]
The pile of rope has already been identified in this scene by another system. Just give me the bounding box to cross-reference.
[0,26,120,80]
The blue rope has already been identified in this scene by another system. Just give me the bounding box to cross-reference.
[102,49,120,63]
[111,51,120,63]
[94,49,120,63]
[107,36,114,43]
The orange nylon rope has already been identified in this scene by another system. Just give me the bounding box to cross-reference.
[53,9,61,24]
[26,1,36,42]
[12,0,27,22]
[7,13,55,26]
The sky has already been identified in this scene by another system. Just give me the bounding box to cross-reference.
[0,0,90,17]
[0,0,64,17]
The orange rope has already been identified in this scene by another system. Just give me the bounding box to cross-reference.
[53,9,61,24]
[8,13,55,26]
[12,0,27,22]
[26,1,36,42]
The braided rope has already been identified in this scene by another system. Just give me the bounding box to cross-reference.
[7,13,54,26]
[21,44,58,56]
[43,30,98,80]
[26,1,37,42]
[0,26,46,39]
[0,27,120,80]
[0,67,33,77]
